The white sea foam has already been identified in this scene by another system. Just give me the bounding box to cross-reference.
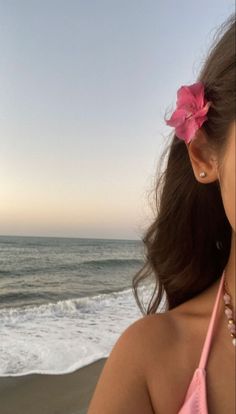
[0,284,167,377]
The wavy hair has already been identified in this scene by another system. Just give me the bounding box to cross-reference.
[132,13,235,314]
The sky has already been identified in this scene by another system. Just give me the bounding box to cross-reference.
[0,1,234,240]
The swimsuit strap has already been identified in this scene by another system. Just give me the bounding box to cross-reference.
[198,270,225,370]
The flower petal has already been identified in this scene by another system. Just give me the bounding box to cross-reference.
[188,82,205,109]
[165,108,187,128]
[176,86,197,109]
[175,117,199,144]
[195,101,211,118]
[165,82,211,143]
[176,82,206,112]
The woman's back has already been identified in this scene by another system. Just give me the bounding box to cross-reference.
[88,274,235,413]
[146,274,235,413]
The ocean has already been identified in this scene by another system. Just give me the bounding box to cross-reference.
[0,235,164,377]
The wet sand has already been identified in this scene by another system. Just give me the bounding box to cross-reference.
[0,358,107,414]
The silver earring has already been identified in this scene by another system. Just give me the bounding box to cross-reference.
[199,171,207,178]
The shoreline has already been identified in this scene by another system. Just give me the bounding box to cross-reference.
[0,358,107,414]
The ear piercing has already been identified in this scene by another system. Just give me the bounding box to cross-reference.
[199,172,207,178]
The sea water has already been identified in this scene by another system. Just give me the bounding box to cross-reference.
[0,235,166,376]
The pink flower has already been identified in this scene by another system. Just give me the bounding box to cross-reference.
[165,82,212,144]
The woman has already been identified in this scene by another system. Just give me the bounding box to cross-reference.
[87,13,235,414]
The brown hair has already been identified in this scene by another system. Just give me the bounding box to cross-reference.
[132,13,236,314]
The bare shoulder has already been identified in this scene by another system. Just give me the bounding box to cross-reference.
[87,313,171,414]
[88,290,211,414]
[111,311,179,372]
[142,289,218,413]
[88,278,223,413]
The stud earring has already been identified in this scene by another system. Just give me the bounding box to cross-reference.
[199,171,207,178]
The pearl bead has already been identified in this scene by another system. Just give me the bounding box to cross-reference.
[225,308,233,318]
[233,338,236,346]
[223,293,231,304]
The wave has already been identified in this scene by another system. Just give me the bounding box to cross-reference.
[0,290,52,305]
[0,287,137,318]
[0,258,144,278]
[79,258,144,268]
[0,269,12,275]
[0,285,156,377]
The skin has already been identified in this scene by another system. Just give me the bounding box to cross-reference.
[88,120,235,414]
[186,120,235,308]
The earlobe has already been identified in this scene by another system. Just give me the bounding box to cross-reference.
[185,131,219,183]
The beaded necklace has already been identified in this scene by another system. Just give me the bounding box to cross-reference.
[223,276,236,346]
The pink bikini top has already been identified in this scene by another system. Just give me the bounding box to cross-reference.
[178,270,225,414]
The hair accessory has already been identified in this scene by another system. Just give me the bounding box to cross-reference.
[199,172,207,178]
[165,81,212,144]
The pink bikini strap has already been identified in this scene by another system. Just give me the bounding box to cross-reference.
[198,270,225,370]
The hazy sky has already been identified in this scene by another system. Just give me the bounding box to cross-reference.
[0,1,234,240]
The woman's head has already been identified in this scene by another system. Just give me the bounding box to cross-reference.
[132,13,235,314]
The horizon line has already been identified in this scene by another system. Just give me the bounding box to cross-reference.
[0,234,141,242]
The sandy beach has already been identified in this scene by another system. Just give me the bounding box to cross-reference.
[0,358,107,414]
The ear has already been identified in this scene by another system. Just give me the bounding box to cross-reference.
[185,129,219,183]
